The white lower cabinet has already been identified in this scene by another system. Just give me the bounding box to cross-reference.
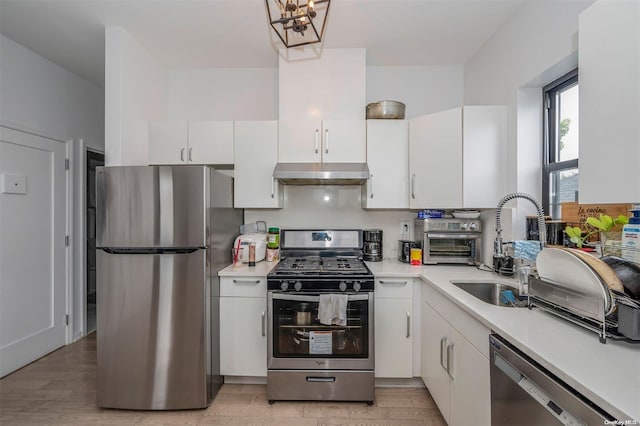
[374,277,413,378]
[220,277,267,377]
[421,290,490,426]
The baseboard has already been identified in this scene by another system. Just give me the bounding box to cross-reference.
[223,376,268,385]
[375,377,425,388]
[222,376,425,388]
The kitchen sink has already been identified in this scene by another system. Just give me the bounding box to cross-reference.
[450,280,526,307]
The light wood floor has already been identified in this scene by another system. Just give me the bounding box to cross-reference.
[0,334,446,425]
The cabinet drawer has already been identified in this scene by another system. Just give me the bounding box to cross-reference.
[375,278,413,299]
[220,277,267,297]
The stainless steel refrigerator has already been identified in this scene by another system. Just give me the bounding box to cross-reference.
[95,166,242,410]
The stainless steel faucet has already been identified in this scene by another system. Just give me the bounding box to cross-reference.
[494,192,546,274]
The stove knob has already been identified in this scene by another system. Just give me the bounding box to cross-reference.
[294,281,303,292]
[469,222,478,231]
[280,282,289,291]
[353,281,361,292]
[339,281,347,292]
[460,222,469,230]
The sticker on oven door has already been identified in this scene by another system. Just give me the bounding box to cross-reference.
[309,331,332,354]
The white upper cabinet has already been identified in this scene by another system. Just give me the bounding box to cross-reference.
[234,121,283,208]
[148,120,234,165]
[363,120,409,209]
[462,106,507,208]
[409,108,463,209]
[409,106,506,209]
[579,1,640,203]
[188,121,234,165]
[148,121,188,165]
[278,119,366,163]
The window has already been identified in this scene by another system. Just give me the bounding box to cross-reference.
[543,69,579,219]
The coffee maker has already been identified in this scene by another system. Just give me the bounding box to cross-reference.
[363,229,383,262]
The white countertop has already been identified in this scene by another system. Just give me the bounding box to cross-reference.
[218,258,640,421]
[368,259,640,422]
[218,260,278,277]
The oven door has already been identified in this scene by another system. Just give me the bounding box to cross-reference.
[424,233,481,264]
[267,292,374,370]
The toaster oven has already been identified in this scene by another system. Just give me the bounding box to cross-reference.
[415,218,482,265]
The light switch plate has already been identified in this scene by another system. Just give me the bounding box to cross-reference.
[1,173,27,194]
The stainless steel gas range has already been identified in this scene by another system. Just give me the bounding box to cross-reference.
[266,229,375,404]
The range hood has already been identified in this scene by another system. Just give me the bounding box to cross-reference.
[273,162,370,185]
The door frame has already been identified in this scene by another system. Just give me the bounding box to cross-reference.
[1,121,73,346]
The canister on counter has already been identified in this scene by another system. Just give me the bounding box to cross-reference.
[266,248,279,262]
[410,248,422,265]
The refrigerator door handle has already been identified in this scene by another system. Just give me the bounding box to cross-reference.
[100,248,200,255]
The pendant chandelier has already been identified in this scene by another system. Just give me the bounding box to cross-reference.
[266,0,331,48]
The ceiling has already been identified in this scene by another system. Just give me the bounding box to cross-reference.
[0,0,527,87]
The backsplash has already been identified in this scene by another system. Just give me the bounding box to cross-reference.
[244,185,513,264]
[244,185,414,260]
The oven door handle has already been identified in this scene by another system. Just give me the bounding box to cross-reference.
[427,233,480,239]
[270,292,370,302]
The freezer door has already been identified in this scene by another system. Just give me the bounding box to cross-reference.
[97,249,211,410]
[96,166,208,248]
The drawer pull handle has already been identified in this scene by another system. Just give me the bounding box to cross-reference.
[379,280,408,285]
[406,311,411,338]
[440,336,447,371]
[232,279,260,284]
[447,343,455,379]
[306,376,336,383]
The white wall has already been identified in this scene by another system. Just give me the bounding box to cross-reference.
[104,27,167,166]
[166,64,464,121]
[367,66,464,118]
[0,35,105,342]
[0,35,104,148]
[463,0,593,239]
[168,68,278,120]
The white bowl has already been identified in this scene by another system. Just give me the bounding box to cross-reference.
[452,211,480,219]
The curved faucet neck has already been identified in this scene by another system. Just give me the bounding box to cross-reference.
[495,192,546,258]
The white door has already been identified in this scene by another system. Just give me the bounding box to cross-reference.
[148,121,188,165]
[321,120,366,163]
[448,327,491,426]
[409,108,463,209]
[278,119,322,163]
[220,297,267,377]
[234,121,283,208]
[188,121,234,165]
[0,126,67,377]
[364,120,409,209]
[374,298,412,378]
[421,301,451,423]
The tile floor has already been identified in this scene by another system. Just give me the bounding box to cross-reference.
[0,334,446,425]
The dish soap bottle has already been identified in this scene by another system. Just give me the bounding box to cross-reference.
[621,204,640,264]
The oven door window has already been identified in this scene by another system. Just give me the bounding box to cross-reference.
[272,297,369,359]
[429,237,476,257]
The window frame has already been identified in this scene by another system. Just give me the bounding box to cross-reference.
[542,68,579,218]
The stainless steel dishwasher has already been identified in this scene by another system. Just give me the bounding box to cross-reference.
[489,334,614,425]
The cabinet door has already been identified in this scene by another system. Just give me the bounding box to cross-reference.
[462,106,507,208]
[234,121,283,208]
[278,120,322,163]
[449,327,490,426]
[148,121,188,165]
[220,297,267,377]
[188,121,234,165]
[579,1,640,203]
[364,121,409,209]
[375,298,412,378]
[421,301,451,423]
[321,120,366,163]
[409,108,463,209]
